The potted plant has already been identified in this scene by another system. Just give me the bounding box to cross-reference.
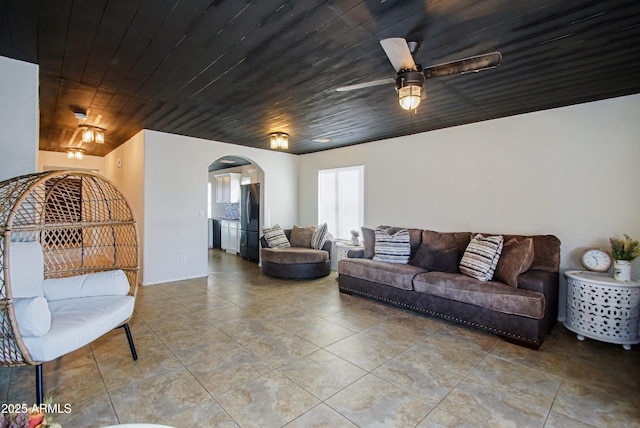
[350,229,360,245]
[609,234,640,281]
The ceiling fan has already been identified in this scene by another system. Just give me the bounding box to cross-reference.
[336,38,502,111]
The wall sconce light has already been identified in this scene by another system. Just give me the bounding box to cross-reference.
[270,132,289,150]
[66,148,85,160]
[396,71,425,111]
[79,125,105,144]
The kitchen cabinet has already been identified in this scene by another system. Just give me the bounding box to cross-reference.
[211,219,221,249]
[221,222,229,249]
[220,220,240,254]
[215,173,241,203]
[228,221,239,253]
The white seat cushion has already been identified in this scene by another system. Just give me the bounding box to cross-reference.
[43,270,130,301]
[9,241,44,298]
[21,296,134,362]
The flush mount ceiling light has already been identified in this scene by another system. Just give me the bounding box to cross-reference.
[269,132,289,150]
[396,70,425,111]
[79,125,105,144]
[66,148,85,160]
[74,110,88,121]
[312,137,331,143]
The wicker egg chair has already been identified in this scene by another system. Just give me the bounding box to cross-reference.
[0,170,139,403]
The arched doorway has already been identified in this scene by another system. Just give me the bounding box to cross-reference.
[207,155,265,264]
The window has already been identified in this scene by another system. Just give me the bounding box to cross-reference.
[318,165,364,240]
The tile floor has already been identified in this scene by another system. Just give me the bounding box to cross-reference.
[2,250,640,427]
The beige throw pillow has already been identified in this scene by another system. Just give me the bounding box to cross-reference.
[290,225,317,248]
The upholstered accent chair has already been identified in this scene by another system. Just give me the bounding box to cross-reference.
[261,228,332,279]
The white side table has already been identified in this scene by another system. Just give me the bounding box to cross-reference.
[336,242,363,261]
[564,270,640,350]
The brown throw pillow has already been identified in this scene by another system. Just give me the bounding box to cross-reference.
[361,226,376,259]
[290,225,317,248]
[494,238,535,287]
[410,244,460,273]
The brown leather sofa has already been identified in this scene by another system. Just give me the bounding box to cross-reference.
[261,229,332,279]
[338,227,560,349]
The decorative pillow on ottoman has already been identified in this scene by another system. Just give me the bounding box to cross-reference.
[262,225,290,248]
[459,234,504,281]
[373,228,411,264]
[290,225,317,248]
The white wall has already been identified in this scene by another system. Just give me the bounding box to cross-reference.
[298,94,640,317]
[0,56,38,181]
[103,131,146,281]
[138,130,297,285]
[39,150,105,173]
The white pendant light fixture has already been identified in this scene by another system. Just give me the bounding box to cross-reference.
[269,132,289,150]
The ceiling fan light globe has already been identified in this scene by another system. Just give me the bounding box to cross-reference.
[398,85,422,110]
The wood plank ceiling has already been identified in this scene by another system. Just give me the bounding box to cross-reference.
[1,0,639,156]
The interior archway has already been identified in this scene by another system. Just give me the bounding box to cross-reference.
[207,155,265,264]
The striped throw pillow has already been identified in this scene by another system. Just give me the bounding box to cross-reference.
[262,225,291,248]
[459,234,504,281]
[311,223,328,249]
[372,228,411,264]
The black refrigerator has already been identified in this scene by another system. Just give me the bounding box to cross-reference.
[239,183,260,261]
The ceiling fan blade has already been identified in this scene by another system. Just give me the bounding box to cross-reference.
[423,52,502,79]
[336,78,395,92]
[380,38,417,72]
